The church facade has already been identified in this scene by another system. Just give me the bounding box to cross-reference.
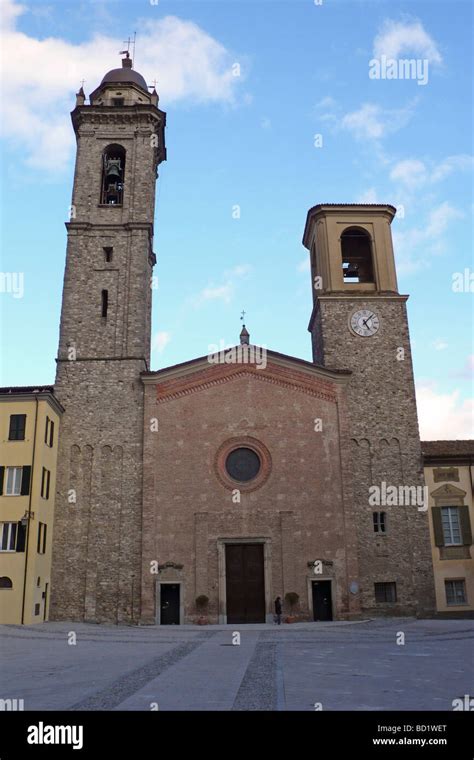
[49,57,436,625]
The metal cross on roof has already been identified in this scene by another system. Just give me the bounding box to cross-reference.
[121,32,136,61]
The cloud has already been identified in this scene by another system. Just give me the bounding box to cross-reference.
[431,154,474,183]
[390,154,473,190]
[432,339,448,351]
[226,264,252,278]
[297,257,310,273]
[373,18,442,64]
[152,331,171,354]
[452,354,474,380]
[194,264,250,306]
[0,1,243,171]
[393,202,464,275]
[416,383,473,440]
[199,284,233,303]
[390,159,427,188]
[425,201,463,237]
[357,188,379,204]
[341,101,416,141]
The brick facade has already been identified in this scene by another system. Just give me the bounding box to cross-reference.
[50,65,435,624]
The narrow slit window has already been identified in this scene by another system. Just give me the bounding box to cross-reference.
[101,289,108,318]
[104,247,113,263]
[373,511,386,533]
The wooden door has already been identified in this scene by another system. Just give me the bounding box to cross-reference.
[226,544,265,623]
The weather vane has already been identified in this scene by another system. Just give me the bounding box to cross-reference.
[240,310,246,322]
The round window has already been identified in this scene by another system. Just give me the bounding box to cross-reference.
[225,447,261,482]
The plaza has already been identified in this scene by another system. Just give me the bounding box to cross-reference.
[1,618,472,711]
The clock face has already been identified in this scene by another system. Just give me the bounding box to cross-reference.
[350,309,380,337]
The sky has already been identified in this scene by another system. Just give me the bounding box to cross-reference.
[0,0,473,439]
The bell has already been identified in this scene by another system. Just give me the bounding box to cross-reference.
[106,183,119,203]
[105,158,121,180]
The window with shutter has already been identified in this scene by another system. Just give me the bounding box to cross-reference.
[0,523,18,551]
[459,505,472,546]
[441,506,462,545]
[20,466,31,496]
[8,415,26,441]
[5,467,22,495]
[16,522,26,553]
[431,507,444,546]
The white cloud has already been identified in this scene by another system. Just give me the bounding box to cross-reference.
[341,101,415,141]
[425,201,463,237]
[416,383,473,440]
[431,154,474,183]
[373,18,442,65]
[297,257,310,273]
[432,339,448,351]
[315,96,337,110]
[0,1,243,170]
[357,187,379,204]
[452,354,474,380]
[152,331,171,354]
[390,154,473,190]
[226,264,252,278]
[390,159,427,188]
[199,284,233,303]
[194,264,250,306]
[393,202,464,275]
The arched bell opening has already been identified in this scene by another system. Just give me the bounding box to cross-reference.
[341,227,374,284]
[101,144,126,205]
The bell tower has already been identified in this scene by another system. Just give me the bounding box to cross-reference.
[304,204,435,616]
[51,56,166,623]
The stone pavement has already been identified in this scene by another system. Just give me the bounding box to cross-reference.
[0,618,472,711]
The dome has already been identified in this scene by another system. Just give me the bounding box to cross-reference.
[100,66,148,92]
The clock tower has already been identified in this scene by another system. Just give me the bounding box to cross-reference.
[304,204,435,615]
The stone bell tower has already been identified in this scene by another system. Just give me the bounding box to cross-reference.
[303,204,435,615]
[51,55,166,623]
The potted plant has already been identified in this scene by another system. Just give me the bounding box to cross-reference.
[284,592,299,623]
[195,594,209,625]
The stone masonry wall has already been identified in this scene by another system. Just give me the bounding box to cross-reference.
[314,295,435,615]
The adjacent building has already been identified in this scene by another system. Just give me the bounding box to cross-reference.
[423,441,474,617]
[0,387,63,624]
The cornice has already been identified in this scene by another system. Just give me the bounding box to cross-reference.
[146,360,343,404]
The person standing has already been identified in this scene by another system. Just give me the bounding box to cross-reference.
[274,596,282,625]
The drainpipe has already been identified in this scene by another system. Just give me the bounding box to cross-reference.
[21,395,39,625]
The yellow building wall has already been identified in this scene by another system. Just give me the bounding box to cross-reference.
[425,464,474,613]
[0,396,61,624]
